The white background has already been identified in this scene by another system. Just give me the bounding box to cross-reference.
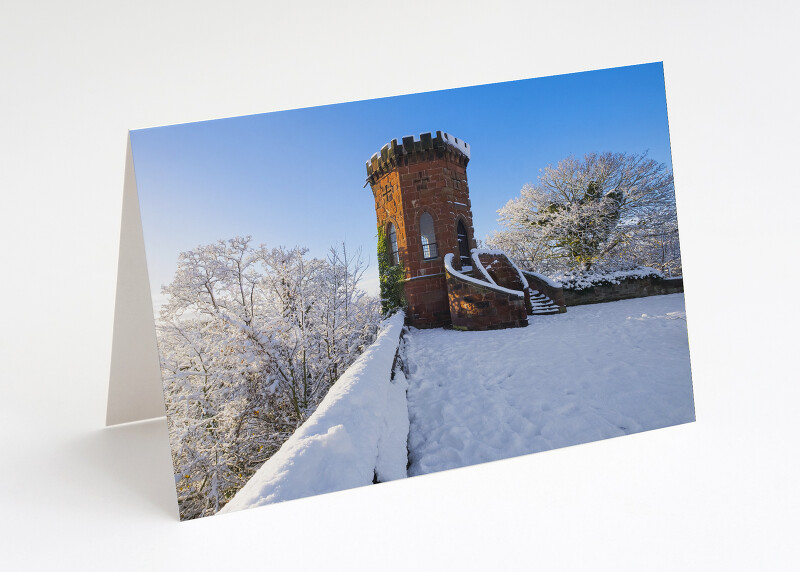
[2,1,799,569]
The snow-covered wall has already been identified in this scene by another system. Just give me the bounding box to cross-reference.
[520,270,567,312]
[444,254,529,330]
[220,312,409,514]
[471,249,530,292]
[562,275,683,307]
[444,253,523,297]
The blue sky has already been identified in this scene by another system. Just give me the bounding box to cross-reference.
[131,62,673,304]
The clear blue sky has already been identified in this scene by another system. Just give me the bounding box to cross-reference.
[131,62,674,305]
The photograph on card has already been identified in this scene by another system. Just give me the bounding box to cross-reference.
[130,61,695,520]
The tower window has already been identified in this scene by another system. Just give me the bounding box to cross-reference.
[387,223,399,265]
[420,213,438,259]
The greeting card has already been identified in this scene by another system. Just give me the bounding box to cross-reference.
[108,62,695,520]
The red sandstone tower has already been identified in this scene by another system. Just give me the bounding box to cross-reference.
[366,132,476,328]
[367,131,564,330]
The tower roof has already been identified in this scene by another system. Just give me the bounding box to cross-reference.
[365,131,470,184]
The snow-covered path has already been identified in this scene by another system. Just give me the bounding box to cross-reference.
[405,293,695,476]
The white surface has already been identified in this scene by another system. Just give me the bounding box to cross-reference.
[106,135,165,425]
[442,132,471,159]
[554,265,664,289]
[1,1,799,570]
[221,313,408,513]
[522,269,563,288]
[407,295,694,475]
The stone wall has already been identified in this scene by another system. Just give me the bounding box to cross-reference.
[520,271,567,312]
[563,276,684,306]
[474,251,533,315]
[445,269,528,331]
[475,252,526,291]
[402,273,451,328]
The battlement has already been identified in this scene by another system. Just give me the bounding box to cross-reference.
[366,131,470,184]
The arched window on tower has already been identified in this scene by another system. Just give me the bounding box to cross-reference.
[387,223,399,265]
[457,220,471,269]
[419,213,438,259]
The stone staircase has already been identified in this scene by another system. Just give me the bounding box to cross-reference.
[528,289,562,315]
[470,250,567,318]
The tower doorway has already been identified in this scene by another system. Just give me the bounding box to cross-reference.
[457,220,471,269]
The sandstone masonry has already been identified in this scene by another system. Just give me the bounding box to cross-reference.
[367,132,477,328]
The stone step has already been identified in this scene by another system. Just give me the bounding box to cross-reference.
[527,287,562,315]
[526,287,563,315]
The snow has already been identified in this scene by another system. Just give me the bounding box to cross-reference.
[219,312,408,513]
[555,266,664,291]
[444,253,524,297]
[404,294,695,476]
[442,132,471,159]
[369,132,471,165]
[222,293,695,511]
[471,248,530,290]
[471,248,506,256]
[471,252,495,284]
[521,270,563,289]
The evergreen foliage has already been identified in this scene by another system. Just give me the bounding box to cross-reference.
[377,226,405,315]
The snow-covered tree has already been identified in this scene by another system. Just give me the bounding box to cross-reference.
[158,237,380,519]
[488,152,680,274]
[613,205,682,276]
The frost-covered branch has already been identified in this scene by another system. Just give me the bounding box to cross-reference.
[158,238,381,519]
[488,152,681,276]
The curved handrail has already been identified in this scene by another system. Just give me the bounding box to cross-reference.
[443,253,524,297]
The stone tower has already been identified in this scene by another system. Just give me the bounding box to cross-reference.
[366,132,477,328]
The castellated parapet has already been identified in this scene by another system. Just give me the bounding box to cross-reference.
[366,131,471,185]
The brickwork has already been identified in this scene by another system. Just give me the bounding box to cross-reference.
[367,132,478,328]
[475,252,526,291]
[402,274,451,328]
[445,269,528,331]
[563,276,684,306]
[474,251,533,314]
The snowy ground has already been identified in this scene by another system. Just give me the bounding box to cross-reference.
[405,293,695,476]
[222,294,695,511]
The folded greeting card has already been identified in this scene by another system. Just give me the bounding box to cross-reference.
[108,62,695,520]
